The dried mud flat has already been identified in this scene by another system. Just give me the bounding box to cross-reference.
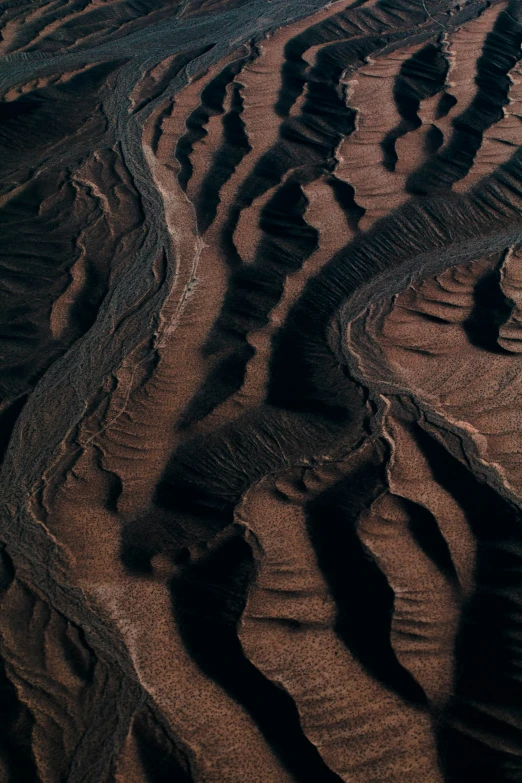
[0,0,522,781]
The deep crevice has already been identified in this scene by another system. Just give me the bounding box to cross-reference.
[402,496,460,587]
[463,265,515,352]
[414,426,522,782]
[407,3,522,193]
[306,460,428,706]
[381,42,450,172]
[179,180,319,429]
[195,80,251,233]
[175,47,256,192]
[171,534,344,783]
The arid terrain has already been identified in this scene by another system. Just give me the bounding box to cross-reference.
[0,0,522,780]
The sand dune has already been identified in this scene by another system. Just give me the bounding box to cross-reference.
[0,0,522,780]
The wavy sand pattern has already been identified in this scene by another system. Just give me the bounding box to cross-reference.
[0,0,522,780]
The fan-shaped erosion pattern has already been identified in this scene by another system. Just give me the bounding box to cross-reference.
[0,0,522,781]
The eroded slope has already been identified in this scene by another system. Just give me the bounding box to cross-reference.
[0,0,522,781]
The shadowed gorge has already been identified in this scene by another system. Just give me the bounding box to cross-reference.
[1,0,522,781]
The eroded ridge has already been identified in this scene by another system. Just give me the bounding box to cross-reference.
[0,0,522,781]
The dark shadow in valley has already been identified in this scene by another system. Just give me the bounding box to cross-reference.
[305,459,428,706]
[414,426,522,783]
[169,532,344,783]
